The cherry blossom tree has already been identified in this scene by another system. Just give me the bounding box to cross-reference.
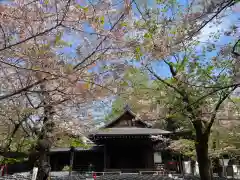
[0,0,133,179]
[106,1,240,180]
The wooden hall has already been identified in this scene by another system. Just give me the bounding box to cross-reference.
[50,107,182,173]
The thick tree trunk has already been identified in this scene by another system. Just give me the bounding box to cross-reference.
[36,145,51,180]
[35,110,54,180]
[32,80,54,180]
[195,134,213,180]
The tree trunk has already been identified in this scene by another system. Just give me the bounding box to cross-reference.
[31,80,54,180]
[29,140,52,180]
[195,134,213,180]
[35,107,54,180]
[36,144,51,180]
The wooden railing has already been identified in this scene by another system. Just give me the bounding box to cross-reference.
[82,170,175,177]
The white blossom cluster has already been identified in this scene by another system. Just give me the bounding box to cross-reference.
[150,135,171,143]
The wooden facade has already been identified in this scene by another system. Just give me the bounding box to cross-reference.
[50,107,184,173]
[50,147,104,172]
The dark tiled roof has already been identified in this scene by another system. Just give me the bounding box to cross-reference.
[0,151,27,158]
[91,128,171,136]
[103,105,152,128]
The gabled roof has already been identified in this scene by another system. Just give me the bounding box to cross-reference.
[104,105,152,128]
[90,127,171,136]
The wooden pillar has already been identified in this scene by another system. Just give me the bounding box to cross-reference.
[178,155,183,174]
[147,142,154,169]
[52,155,57,171]
[104,144,107,170]
[69,146,75,177]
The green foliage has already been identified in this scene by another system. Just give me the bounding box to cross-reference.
[105,98,125,121]
[64,64,74,74]
[0,156,26,165]
[120,22,128,27]
[169,139,196,159]
[100,16,105,25]
[44,0,49,5]
[144,32,152,39]
[70,138,89,149]
[165,114,190,131]
[231,97,240,103]
[176,56,188,72]
[55,32,62,43]
[134,46,143,60]
[107,9,239,159]
[76,5,89,12]
[54,135,91,149]
[54,32,72,47]
[62,165,70,171]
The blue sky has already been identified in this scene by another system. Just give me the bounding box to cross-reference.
[0,0,8,4]
[1,0,239,120]
[58,1,240,79]
[56,1,240,120]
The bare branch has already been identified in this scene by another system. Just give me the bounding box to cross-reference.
[73,12,126,70]
[146,66,185,97]
[0,25,60,52]
[163,60,177,77]
[0,0,71,52]
[185,0,235,41]
[0,24,7,48]
[190,83,240,108]
[0,78,50,101]
[205,85,238,135]
[232,39,240,56]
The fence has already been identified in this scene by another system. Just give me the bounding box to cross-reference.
[0,174,30,180]
[221,165,240,179]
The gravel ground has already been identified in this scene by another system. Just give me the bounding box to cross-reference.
[0,173,238,180]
